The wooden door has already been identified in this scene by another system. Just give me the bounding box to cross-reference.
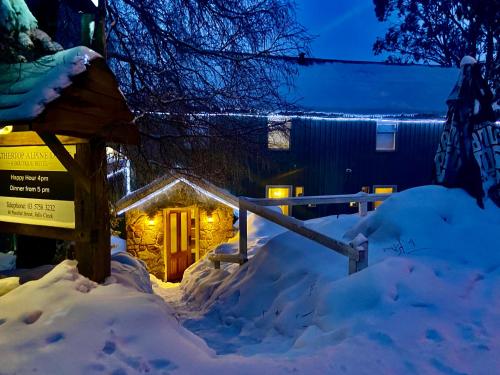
[165,209,192,281]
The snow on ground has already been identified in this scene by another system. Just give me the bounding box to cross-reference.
[157,185,500,373]
[0,185,499,374]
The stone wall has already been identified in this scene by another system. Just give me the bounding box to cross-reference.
[125,204,235,280]
[125,210,164,280]
[199,206,235,257]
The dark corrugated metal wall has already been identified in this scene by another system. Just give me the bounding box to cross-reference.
[246,118,444,218]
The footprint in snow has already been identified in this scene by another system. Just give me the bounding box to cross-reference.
[102,341,116,355]
[425,329,443,343]
[149,359,178,371]
[368,331,394,347]
[46,332,65,344]
[21,310,43,325]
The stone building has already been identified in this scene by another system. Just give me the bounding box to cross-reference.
[115,175,238,281]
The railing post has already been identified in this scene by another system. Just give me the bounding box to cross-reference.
[348,233,369,274]
[358,201,368,217]
[239,207,248,263]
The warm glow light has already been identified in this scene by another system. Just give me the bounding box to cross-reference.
[267,186,291,215]
[147,217,156,226]
[0,126,13,135]
[374,186,395,208]
[206,214,214,223]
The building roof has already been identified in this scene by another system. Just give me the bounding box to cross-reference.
[0,46,137,144]
[284,58,459,117]
[115,174,239,215]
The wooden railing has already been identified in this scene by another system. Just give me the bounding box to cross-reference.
[209,193,392,275]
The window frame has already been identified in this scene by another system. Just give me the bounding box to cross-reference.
[375,121,398,152]
[267,116,292,151]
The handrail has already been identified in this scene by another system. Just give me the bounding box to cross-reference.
[209,194,374,275]
[245,192,392,206]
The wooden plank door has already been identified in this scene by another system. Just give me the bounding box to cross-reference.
[165,209,192,281]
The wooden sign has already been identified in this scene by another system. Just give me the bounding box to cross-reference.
[0,145,75,228]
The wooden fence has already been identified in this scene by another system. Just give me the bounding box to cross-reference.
[209,193,392,275]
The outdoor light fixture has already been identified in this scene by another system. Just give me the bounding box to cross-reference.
[206,214,214,223]
[147,217,156,226]
[0,125,13,135]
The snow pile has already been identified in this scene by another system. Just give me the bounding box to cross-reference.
[162,211,287,309]
[106,252,153,294]
[1,185,499,374]
[0,251,15,271]
[0,250,338,374]
[0,258,211,374]
[160,185,500,373]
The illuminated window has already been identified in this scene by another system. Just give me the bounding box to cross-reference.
[295,186,304,197]
[266,185,292,215]
[376,121,397,151]
[268,116,291,150]
[373,185,397,208]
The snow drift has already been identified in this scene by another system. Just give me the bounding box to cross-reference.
[1,185,499,374]
[159,185,500,373]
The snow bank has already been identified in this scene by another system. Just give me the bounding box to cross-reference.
[162,185,500,374]
[162,211,288,310]
[0,259,211,374]
[107,252,153,294]
[0,249,342,374]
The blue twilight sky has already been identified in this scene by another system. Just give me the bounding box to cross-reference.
[295,0,388,61]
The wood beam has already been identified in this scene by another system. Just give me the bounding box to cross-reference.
[0,221,76,241]
[244,193,392,207]
[74,140,110,283]
[0,131,87,146]
[36,132,91,194]
[239,198,357,259]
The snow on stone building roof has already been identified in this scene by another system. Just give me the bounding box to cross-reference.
[285,59,459,117]
[115,173,239,215]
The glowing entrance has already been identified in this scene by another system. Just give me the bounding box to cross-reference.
[164,208,194,281]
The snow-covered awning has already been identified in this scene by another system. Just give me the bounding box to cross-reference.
[0,46,137,144]
[285,59,459,117]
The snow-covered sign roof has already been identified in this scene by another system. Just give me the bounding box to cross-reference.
[285,59,459,116]
[115,173,239,215]
[0,46,137,144]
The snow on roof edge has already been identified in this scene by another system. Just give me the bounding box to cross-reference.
[0,46,102,124]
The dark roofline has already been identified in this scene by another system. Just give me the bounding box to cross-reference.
[277,54,459,69]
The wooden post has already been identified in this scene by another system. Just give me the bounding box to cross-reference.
[348,234,369,274]
[358,201,368,217]
[74,139,110,282]
[239,208,248,263]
